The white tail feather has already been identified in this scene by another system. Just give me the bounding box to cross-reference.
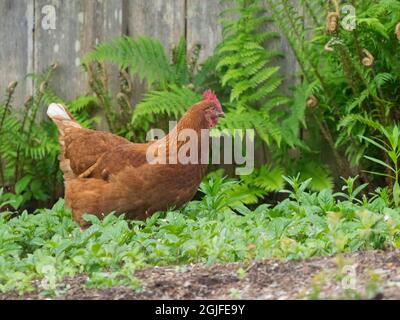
[47,103,71,120]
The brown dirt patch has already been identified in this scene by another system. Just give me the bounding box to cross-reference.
[1,249,399,300]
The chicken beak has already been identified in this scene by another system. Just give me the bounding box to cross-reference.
[217,111,225,117]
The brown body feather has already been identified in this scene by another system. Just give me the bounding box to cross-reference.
[48,100,214,228]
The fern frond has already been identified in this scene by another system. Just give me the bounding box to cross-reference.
[338,113,382,133]
[131,86,201,129]
[83,36,172,88]
[299,163,334,191]
[171,36,189,85]
[251,165,285,192]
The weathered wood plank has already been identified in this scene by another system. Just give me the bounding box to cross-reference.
[0,0,34,107]
[263,0,301,94]
[127,0,185,53]
[126,0,185,105]
[186,0,225,63]
[34,0,124,102]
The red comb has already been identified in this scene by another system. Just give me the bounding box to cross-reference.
[203,89,217,101]
[203,89,222,111]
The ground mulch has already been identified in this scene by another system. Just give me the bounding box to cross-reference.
[1,249,399,300]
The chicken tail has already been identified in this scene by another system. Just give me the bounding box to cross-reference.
[47,103,80,126]
[47,103,82,181]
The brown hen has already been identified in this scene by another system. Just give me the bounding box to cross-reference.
[48,90,223,227]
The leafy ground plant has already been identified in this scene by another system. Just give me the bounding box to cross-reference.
[360,124,400,206]
[0,176,399,296]
[266,0,400,186]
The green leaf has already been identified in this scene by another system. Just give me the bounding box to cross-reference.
[393,181,400,207]
[359,135,388,153]
[364,155,395,173]
[83,36,172,87]
[318,189,334,210]
[15,175,33,195]
[357,18,389,39]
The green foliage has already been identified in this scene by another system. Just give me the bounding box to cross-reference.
[335,176,369,205]
[0,67,101,210]
[66,95,101,128]
[83,36,173,88]
[131,86,201,133]
[81,10,333,192]
[191,170,264,217]
[3,4,400,299]
[83,36,216,140]
[299,163,334,192]
[360,124,400,206]
[216,0,303,148]
[0,67,60,209]
[0,176,399,295]
[267,0,400,188]
[212,0,331,192]
[245,165,285,192]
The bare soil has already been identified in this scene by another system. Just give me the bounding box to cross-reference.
[1,249,399,300]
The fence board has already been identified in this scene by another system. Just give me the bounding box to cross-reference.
[126,0,185,105]
[1,0,304,116]
[263,0,301,94]
[186,0,224,63]
[127,0,185,53]
[34,0,124,102]
[0,0,34,107]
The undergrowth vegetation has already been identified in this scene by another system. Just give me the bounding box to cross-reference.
[267,0,400,184]
[1,175,399,295]
[0,66,99,210]
[1,0,400,297]
[2,0,399,209]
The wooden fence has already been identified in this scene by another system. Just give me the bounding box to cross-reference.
[0,0,299,110]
